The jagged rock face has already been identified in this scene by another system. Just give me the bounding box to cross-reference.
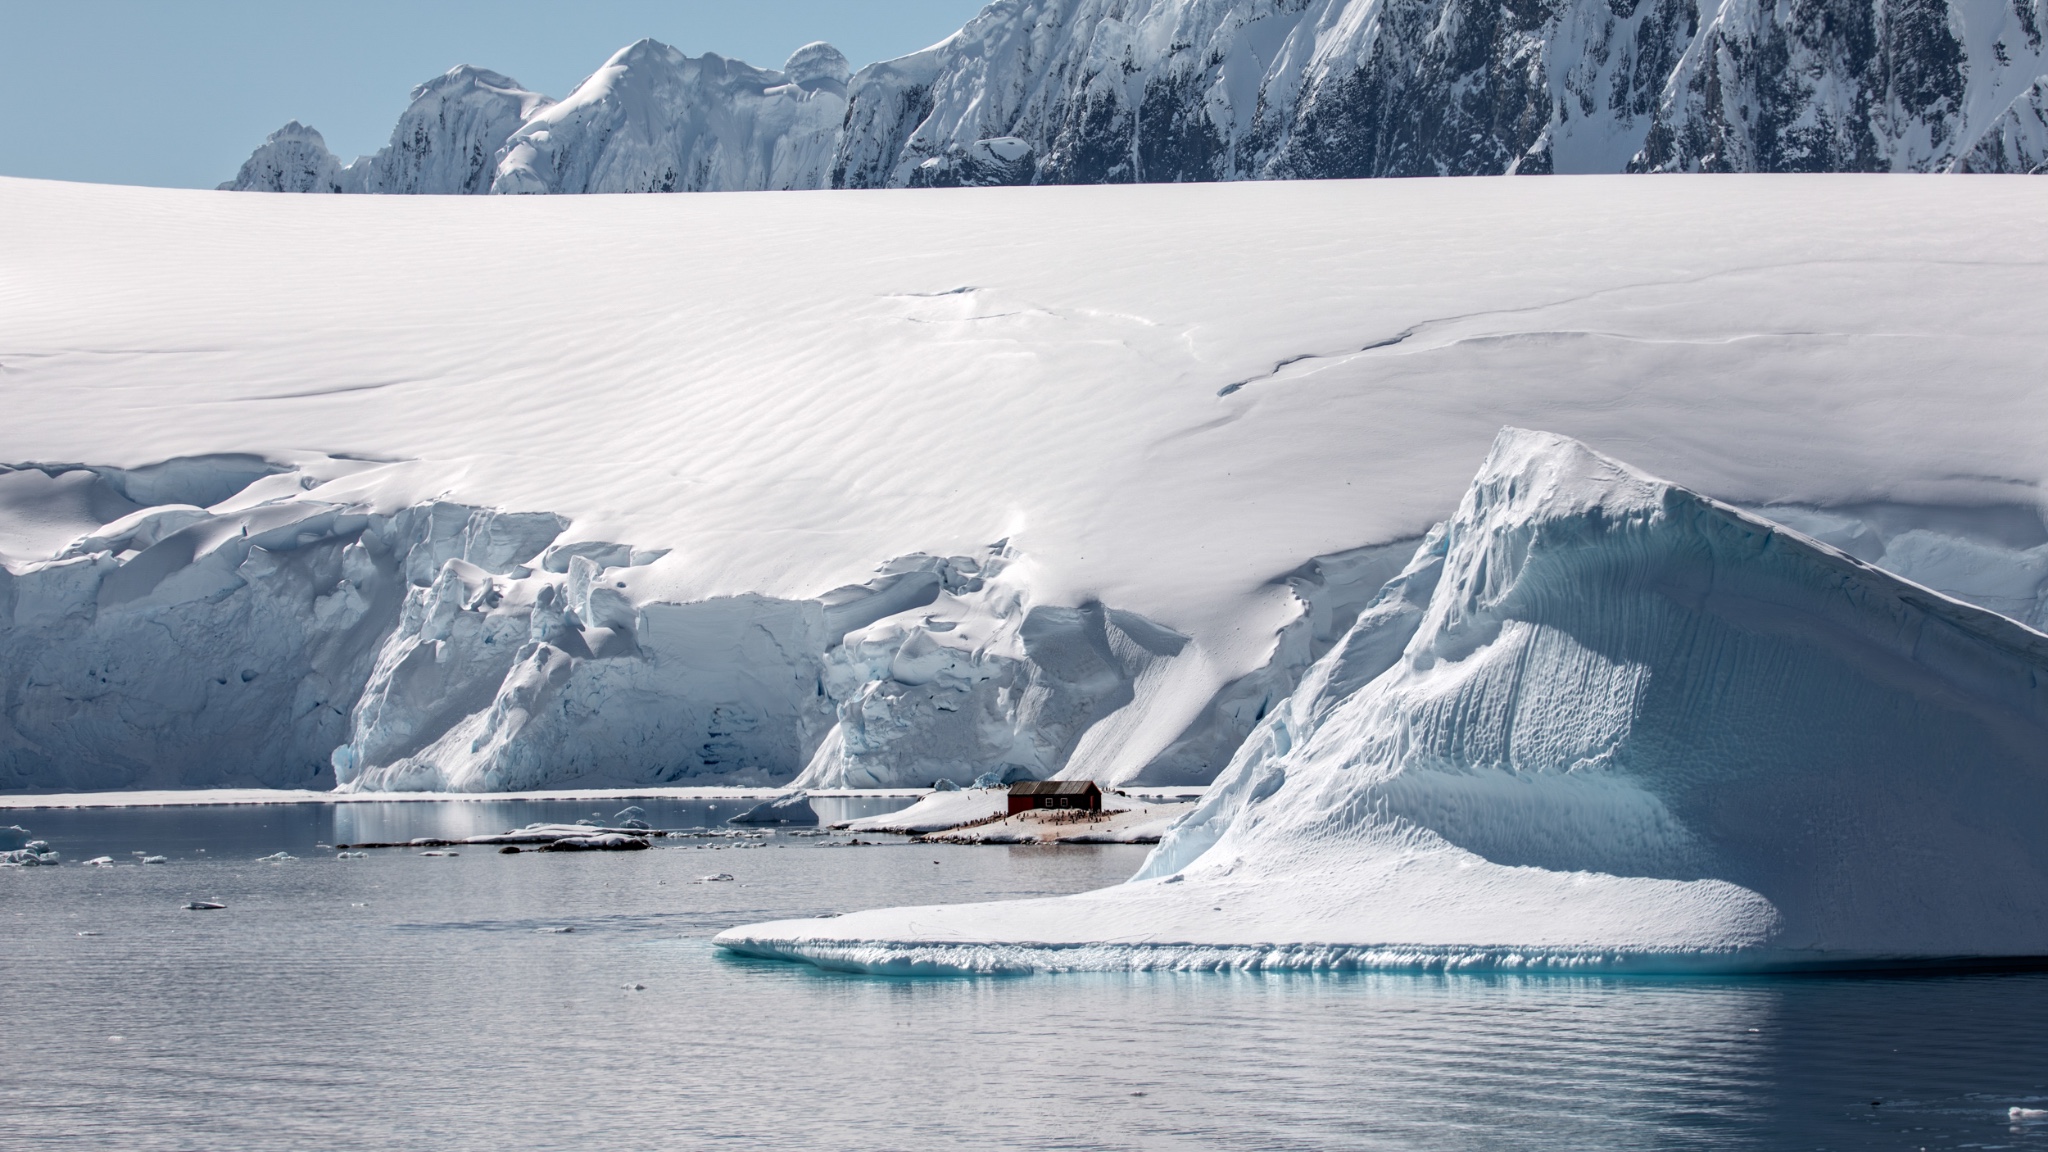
[837,0,2048,181]
[491,39,848,193]
[341,67,553,194]
[220,122,346,192]
[1959,76,2048,170]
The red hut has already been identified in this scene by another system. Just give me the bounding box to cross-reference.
[1007,780,1103,815]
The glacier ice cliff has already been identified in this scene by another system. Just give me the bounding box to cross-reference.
[0,457,1353,793]
[224,0,2048,190]
[718,429,2048,972]
[7,440,2048,796]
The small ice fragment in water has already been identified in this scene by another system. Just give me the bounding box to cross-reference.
[613,806,646,822]
[85,856,114,867]
[336,851,367,859]
[623,982,645,991]
[182,901,225,910]
[140,856,166,865]
[537,926,573,934]
[108,1036,123,1042]
[698,873,734,882]
[1,840,59,866]
[257,852,294,862]
[0,826,30,851]
[77,931,101,936]
[2013,1107,2048,1120]
[418,850,458,857]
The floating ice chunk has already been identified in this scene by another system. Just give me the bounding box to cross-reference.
[613,806,646,821]
[257,852,295,862]
[85,856,114,867]
[537,926,573,934]
[140,855,166,865]
[335,851,367,859]
[536,833,645,852]
[182,901,225,910]
[2014,1107,2048,1120]
[418,850,459,857]
[728,792,818,826]
[698,873,734,882]
[0,826,29,851]
[622,982,645,991]
[1,841,59,866]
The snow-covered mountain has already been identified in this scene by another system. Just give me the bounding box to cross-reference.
[223,43,848,196]
[224,122,348,193]
[340,66,553,194]
[493,39,850,194]
[224,0,2048,191]
[222,69,550,195]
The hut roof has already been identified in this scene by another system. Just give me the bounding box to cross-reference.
[1008,780,1101,796]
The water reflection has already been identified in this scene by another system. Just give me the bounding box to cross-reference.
[4,802,2045,1151]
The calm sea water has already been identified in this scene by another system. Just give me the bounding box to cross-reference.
[5,799,2047,1152]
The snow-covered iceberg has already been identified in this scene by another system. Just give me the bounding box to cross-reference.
[718,430,2048,972]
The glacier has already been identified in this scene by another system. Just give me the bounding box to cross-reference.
[717,429,2048,972]
[3,173,2048,795]
[222,0,2048,190]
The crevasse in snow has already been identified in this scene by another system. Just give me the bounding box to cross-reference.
[717,429,2048,972]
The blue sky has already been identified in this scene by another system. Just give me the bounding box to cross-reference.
[0,1,991,189]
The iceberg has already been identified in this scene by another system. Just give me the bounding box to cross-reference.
[726,792,820,826]
[718,430,2048,972]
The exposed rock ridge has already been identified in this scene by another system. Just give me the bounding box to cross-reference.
[225,1,2047,191]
